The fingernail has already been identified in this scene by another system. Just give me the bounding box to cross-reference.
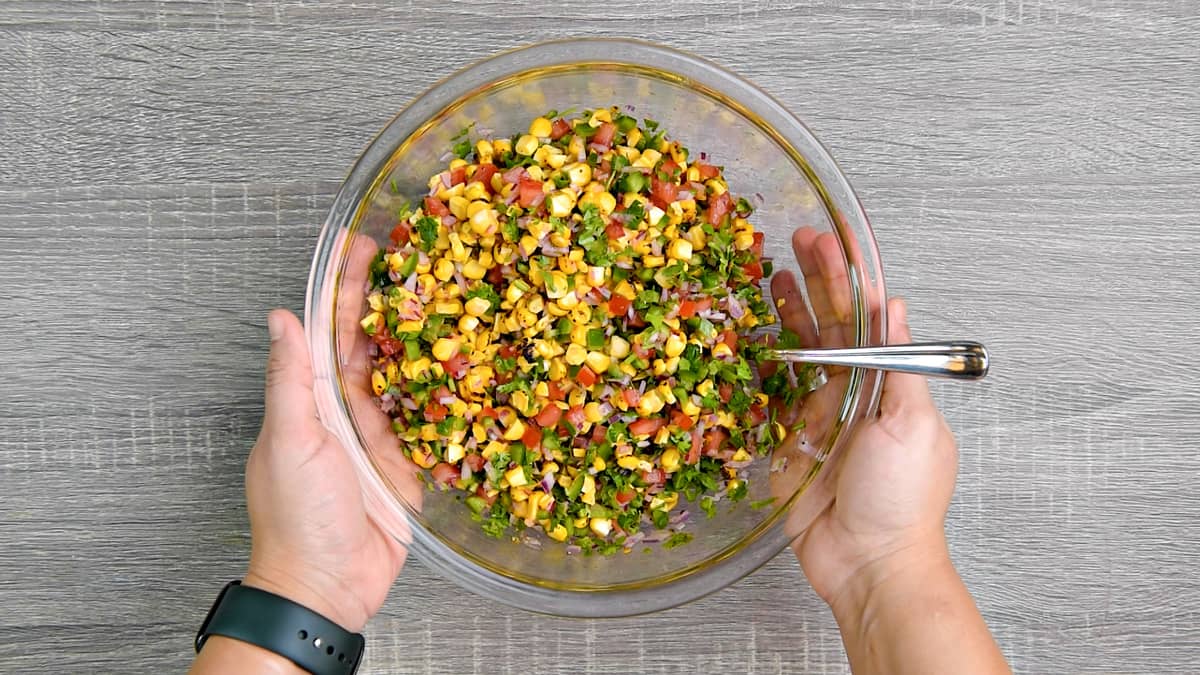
[267,312,284,341]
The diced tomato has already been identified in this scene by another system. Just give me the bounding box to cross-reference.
[660,159,679,178]
[686,429,702,465]
[576,366,598,388]
[750,231,765,257]
[487,265,505,286]
[449,165,467,186]
[592,122,615,149]
[565,405,586,428]
[650,176,679,209]
[423,196,450,217]
[627,313,646,328]
[479,406,499,420]
[375,336,402,357]
[641,468,666,487]
[522,423,542,449]
[534,404,562,428]
[499,344,520,359]
[629,417,666,436]
[547,381,565,400]
[517,178,545,208]
[550,118,572,140]
[721,329,739,350]
[388,223,411,246]
[423,403,448,423]
[622,389,641,407]
[473,163,498,192]
[748,405,768,426]
[608,295,631,317]
[742,261,764,282]
[718,383,733,404]
[463,454,486,473]
[704,428,728,454]
[677,299,698,319]
[591,423,606,442]
[694,161,721,180]
[631,342,653,360]
[474,485,497,506]
[706,191,733,225]
[671,409,695,431]
[605,222,626,240]
[441,352,469,379]
[614,488,637,506]
[695,297,713,312]
[431,462,460,487]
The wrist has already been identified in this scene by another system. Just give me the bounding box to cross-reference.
[828,532,954,633]
[244,562,368,633]
[192,635,308,675]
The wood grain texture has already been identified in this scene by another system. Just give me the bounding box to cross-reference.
[1,1,1197,673]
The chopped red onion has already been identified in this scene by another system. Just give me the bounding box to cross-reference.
[727,295,745,319]
[440,172,452,188]
[502,167,525,184]
[725,459,754,470]
[403,273,419,292]
[441,215,456,227]
[400,398,419,411]
[540,472,556,493]
[677,190,693,201]
[669,510,689,525]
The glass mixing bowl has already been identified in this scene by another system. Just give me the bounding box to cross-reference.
[305,39,886,617]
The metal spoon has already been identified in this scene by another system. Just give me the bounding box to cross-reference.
[767,341,989,380]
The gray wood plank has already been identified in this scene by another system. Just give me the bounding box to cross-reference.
[1,1,1198,674]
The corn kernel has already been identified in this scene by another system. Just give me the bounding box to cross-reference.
[475,139,494,163]
[547,524,568,541]
[589,517,612,537]
[664,333,686,358]
[527,165,544,181]
[735,230,755,251]
[464,297,491,317]
[464,181,488,201]
[564,343,587,366]
[664,355,680,373]
[584,402,605,423]
[617,455,641,469]
[445,443,466,464]
[660,447,682,474]
[519,235,539,257]
[697,379,714,397]
[581,475,596,505]
[585,351,611,374]
[462,260,487,280]
[505,466,529,487]
[469,208,498,235]
[589,108,612,126]
[667,238,693,261]
[433,300,462,316]
[412,448,437,469]
[609,335,630,359]
[556,291,579,309]
[731,449,752,463]
[360,311,382,333]
[642,255,665,268]
[431,338,460,362]
[713,343,734,359]
[502,418,527,442]
[548,358,566,380]
[547,190,577,218]
[637,390,665,415]
[515,134,539,156]
[529,117,553,137]
[493,138,512,155]
[626,127,642,148]
[371,370,386,395]
[657,383,676,405]
[647,206,666,226]
[565,162,592,186]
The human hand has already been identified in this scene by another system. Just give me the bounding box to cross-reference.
[242,309,409,632]
[770,227,958,611]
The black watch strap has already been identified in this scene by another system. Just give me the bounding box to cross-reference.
[196,581,364,675]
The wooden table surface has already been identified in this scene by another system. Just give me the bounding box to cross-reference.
[2,2,1198,673]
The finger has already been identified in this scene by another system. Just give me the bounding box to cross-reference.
[879,298,933,416]
[792,227,833,332]
[263,309,322,438]
[770,269,818,347]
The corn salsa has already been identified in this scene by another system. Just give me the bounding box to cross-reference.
[361,107,786,554]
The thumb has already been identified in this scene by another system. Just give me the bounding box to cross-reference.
[263,309,320,438]
[879,298,933,416]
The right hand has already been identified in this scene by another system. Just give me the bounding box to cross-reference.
[771,228,959,611]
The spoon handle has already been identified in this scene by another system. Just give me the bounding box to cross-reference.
[768,342,989,380]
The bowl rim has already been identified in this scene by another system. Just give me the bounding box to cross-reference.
[306,37,886,617]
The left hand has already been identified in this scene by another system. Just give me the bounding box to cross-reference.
[242,309,408,632]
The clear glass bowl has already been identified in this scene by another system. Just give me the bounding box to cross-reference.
[305,39,886,617]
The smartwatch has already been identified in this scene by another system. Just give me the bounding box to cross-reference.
[196,581,365,675]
